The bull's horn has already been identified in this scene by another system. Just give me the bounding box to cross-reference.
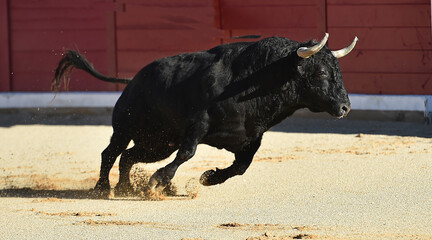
[332,36,358,58]
[297,33,329,59]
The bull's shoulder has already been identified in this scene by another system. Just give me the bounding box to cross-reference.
[207,42,252,56]
[136,43,251,87]
[232,37,299,70]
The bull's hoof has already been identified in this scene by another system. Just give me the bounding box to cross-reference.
[199,169,219,186]
[140,187,166,201]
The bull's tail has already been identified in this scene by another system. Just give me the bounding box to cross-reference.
[51,50,131,91]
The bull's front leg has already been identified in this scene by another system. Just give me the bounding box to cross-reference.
[146,146,196,193]
[145,112,209,196]
[200,135,262,186]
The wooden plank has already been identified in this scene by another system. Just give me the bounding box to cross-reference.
[221,0,316,7]
[328,27,432,50]
[117,29,221,51]
[117,6,215,29]
[224,28,320,43]
[328,5,430,27]
[10,29,106,51]
[10,8,105,21]
[343,73,432,94]
[105,0,119,90]
[328,0,429,5]
[222,6,318,29]
[118,0,211,7]
[10,0,105,9]
[0,0,11,91]
[214,0,223,29]
[317,0,328,37]
[338,50,432,74]
[10,72,53,91]
[10,9,105,30]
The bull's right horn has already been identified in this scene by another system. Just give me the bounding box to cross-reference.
[332,37,358,58]
[297,33,329,59]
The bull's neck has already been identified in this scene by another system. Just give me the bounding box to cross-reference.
[248,79,303,130]
[272,82,303,127]
[240,54,304,129]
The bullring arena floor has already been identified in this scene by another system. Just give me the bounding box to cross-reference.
[1,110,431,239]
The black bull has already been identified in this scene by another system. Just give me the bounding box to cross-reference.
[52,33,357,198]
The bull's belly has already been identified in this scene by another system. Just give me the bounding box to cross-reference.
[202,125,250,152]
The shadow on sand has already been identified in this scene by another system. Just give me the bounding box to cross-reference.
[0,188,93,200]
[1,108,430,137]
[271,112,431,138]
[0,188,188,201]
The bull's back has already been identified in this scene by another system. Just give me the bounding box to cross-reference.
[129,44,249,119]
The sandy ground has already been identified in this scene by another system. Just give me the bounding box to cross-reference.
[0,118,431,239]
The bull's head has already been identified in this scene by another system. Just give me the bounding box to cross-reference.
[296,33,357,118]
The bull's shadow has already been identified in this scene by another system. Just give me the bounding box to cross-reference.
[0,108,113,127]
[272,111,431,138]
[0,188,187,201]
[1,109,429,138]
[0,188,92,200]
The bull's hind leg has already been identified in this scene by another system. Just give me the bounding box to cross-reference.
[114,147,142,197]
[200,135,262,186]
[114,145,176,197]
[146,112,209,194]
[91,132,130,198]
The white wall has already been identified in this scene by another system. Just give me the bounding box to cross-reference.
[1,92,431,121]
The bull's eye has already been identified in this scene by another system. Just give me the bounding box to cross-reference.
[314,69,329,81]
[318,70,328,77]
[318,66,329,75]
[312,68,330,90]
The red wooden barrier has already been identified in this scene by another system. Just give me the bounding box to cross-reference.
[0,0,11,92]
[115,0,222,80]
[7,0,116,91]
[328,0,432,94]
[0,0,431,95]
[219,0,321,44]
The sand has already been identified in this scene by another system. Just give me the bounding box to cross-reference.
[0,119,431,239]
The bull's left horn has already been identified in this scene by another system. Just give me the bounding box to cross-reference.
[297,33,329,59]
[332,37,358,58]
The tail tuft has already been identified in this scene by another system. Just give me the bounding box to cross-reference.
[51,50,130,91]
